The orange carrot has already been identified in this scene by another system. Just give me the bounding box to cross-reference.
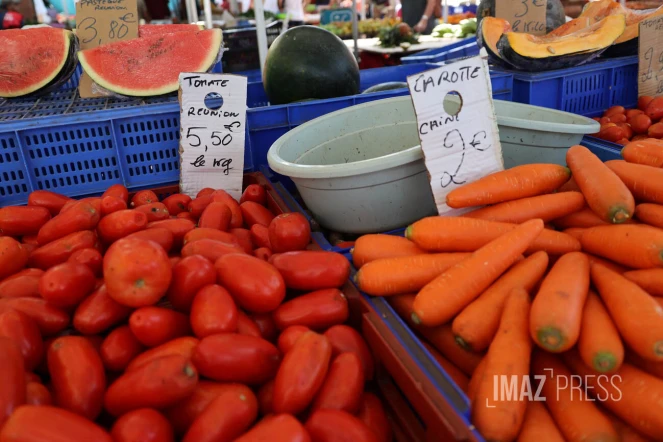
[464,192,585,224]
[581,224,663,269]
[387,294,483,376]
[564,350,663,440]
[634,203,663,229]
[552,207,610,229]
[621,138,663,168]
[406,217,580,256]
[351,234,423,269]
[421,342,469,393]
[412,219,544,327]
[532,351,619,442]
[567,145,635,223]
[591,263,663,361]
[446,164,571,209]
[602,407,652,442]
[452,251,549,352]
[578,291,624,373]
[563,227,586,241]
[557,176,580,193]
[472,288,532,442]
[623,268,663,296]
[587,254,630,274]
[626,348,663,378]
[607,160,663,205]
[517,402,565,442]
[355,253,471,297]
[467,356,486,406]
[530,252,590,352]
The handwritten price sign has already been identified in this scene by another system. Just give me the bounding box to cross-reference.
[495,0,547,35]
[179,73,247,200]
[638,16,663,98]
[77,12,136,46]
[407,56,504,216]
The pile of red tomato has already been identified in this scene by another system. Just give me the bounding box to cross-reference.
[591,95,663,144]
[0,181,391,442]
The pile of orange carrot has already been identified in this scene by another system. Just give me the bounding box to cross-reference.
[350,143,663,442]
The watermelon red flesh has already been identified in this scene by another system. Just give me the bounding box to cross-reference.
[78,29,222,97]
[0,28,72,98]
[138,24,204,37]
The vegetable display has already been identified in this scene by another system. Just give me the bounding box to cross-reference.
[432,18,476,39]
[592,98,663,144]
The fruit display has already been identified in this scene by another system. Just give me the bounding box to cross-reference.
[377,22,419,48]
[591,97,663,144]
[447,11,476,25]
[432,18,476,39]
[0,177,395,441]
[477,0,566,34]
[321,18,399,39]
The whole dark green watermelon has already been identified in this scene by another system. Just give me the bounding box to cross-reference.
[263,26,360,105]
[477,0,565,33]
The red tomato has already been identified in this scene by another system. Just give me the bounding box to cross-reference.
[272,332,332,414]
[164,382,244,436]
[251,312,278,342]
[230,228,254,253]
[126,337,199,373]
[29,230,99,270]
[101,196,128,216]
[240,201,275,227]
[616,138,630,146]
[357,393,392,442]
[629,113,653,134]
[0,309,43,371]
[111,408,175,442]
[306,409,379,442]
[135,203,170,223]
[0,206,51,237]
[100,325,145,372]
[48,336,106,420]
[0,269,43,299]
[626,109,644,119]
[21,235,39,246]
[192,333,280,385]
[190,285,238,338]
[632,134,650,141]
[130,190,159,208]
[271,251,350,291]
[268,213,311,253]
[147,218,195,250]
[0,298,69,337]
[84,335,104,354]
[599,116,611,125]
[104,355,198,416]
[0,405,113,442]
[195,188,214,198]
[162,194,192,216]
[250,224,271,249]
[639,96,655,111]
[215,254,286,313]
[181,238,246,262]
[166,255,217,312]
[183,228,239,247]
[253,247,272,261]
[104,238,172,308]
[102,184,129,203]
[39,262,96,308]
[60,197,102,215]
[609,113,627,124]
[646,96,663,121]
[211,191,243,228]
[236,311,263,338]
[68,248,103,276]
[176,212,198,222]
[0,237,28,280]
[73,284,132,335]
[324,325,374,381]
[257,380,274,415]
[98,210,148,244]
[199,202,232,231]
[188,195,213,219]
[235,414,311,442]
[125,227,174,254]
[273,289,349,331]
[648,122,663,138]
[604,105,625,117]
[37,201,100,246]
[240,184,267,206]
[26,382,52,406]
[129,307,191,347]
[616,123,633,140]
[599,124,627,143]
[0,337,26,427]
[311,352,364,413]
[28,190,72,216]
[169,256,181,267]
[277,326,311,354]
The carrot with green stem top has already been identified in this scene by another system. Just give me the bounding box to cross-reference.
[463,192,586,224]
[530,252,590,352]
[591,262,663,361]
[517,402,565,442]
[552,207,610,229]
[472,288,532,442]
[406,217,580,255]
[621,138,663,168]
[351,234,423,269]
[452,251,549,352]
[581,224,663,269]
[634,203,663,229]
[446,163,571,209]
[577,291,624,373]
[623,268,663,296]
[412,219,544,327]
[606,160,663,205]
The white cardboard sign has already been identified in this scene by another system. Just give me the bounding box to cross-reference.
[638,15,663,98]
[407,56,504,216]
[179,73,247,200]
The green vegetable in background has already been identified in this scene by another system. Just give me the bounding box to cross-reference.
[432,17,477,39]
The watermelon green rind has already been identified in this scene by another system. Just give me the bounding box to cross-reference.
[78,29,222,97]
[0,28,72,98]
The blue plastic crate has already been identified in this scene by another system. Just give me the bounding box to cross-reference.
[401,37,479,65]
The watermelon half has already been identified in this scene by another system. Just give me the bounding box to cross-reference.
[0,27,74,98]
[78,29,223,97]
[138,23,204,37]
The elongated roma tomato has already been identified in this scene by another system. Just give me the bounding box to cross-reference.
[254,247,272,261]
[183,228,239,247]
[188,195,213,219]
[0,297,69,337]
[102,184,129,203]
[26,382,52,406]
[0,405,113,442]
[240,184,267,206]
[357,393,392,442]
[48,336,106,420]
[240,201,275,227]
[100,325,145,372]
[135,203,170,222]
[192,333,280,385]
[68,248,103,276]
[0,309,43,371]
[0,237,28,280]
[211,191,243,228]
[166,255,217,312]
[273,289,349,331]
[305,409,379,442]
[199,202,232,231]
[311,352,364,414]
[0,269,43,299]
[125,227,174,254]
[147,219,195,250]
[181,239,246,262]
[230,228,253,253]
[324,325,374,381]
[111,408,175,442]
[129,307,191,347]
[273,332,332,415]
[73,284,132,335]
[257,380,274,415]
[277,325,311,354]
[37,201,100,246]
[236,312,262,338]
[269,213,311,253]
[215,254,286,313]
[0,206,51,237]
[101,196,128,216]
[271,251,350,291]
[182,386,258,442]
[251,312,278,342]
[0,337,26,428]
[235,414,311,442]
[104,355,198,416]
[28,230,99,270]
[39,262,96,308]
[162,194,192,216]
[104,238,172,308]
[126,337,199,373]
[98,210,148,244]
[28,190,72,216]
[130,190,159,208]
[190,285,238,338]
[250,224,271,250]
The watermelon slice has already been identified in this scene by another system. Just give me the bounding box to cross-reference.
[139,23,204,37]
[78,29,222,97]
[0,28,74,98]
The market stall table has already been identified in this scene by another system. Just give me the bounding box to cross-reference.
[344,35,464,68]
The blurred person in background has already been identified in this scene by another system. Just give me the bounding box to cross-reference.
[402,0,437,33]
[278,0,305,26]
[0,0,24,29]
